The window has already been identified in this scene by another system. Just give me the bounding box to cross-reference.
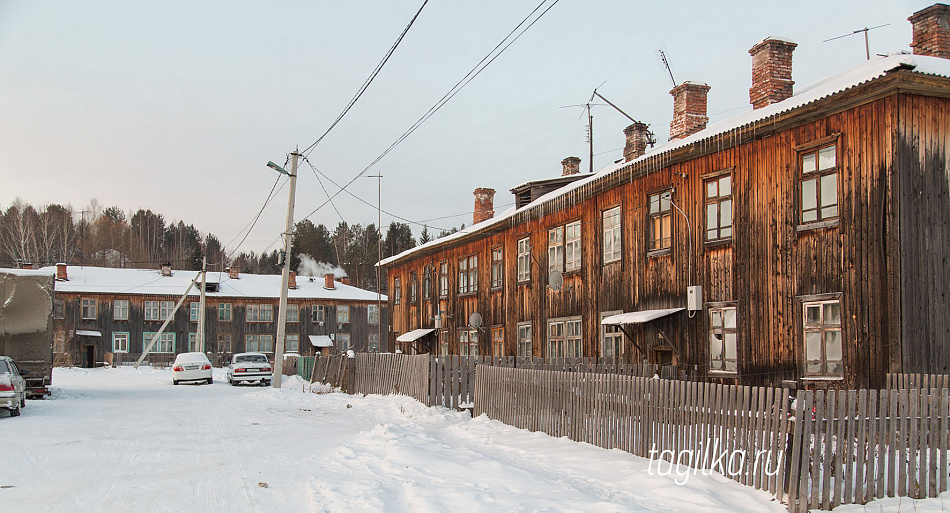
[547,320,564,358]
[312,305,326,323]
[53,299,64,319]
[260,304,273,322]
[81,298,97,320]
[601,311,623,360]
[394,277,401,305]
[337,333,350,352]
[800,144,838,224]
[218,303,232,322]
[708,306,737,373]
[491,326,504,357]
[368,304,380,325]
[458,255,477,294]
[491,247,503,289]
[112,332,129,353]
[189,303,200,322]
[368,333,379,352]
[188,333,199,352]
[649,191,672,252]
[218,333,232,353]
[439,330,449,355]
[159,301,174,321]
[423,269,431,299]
[603,207,622,263]
[517,238,531,282]
[410,272,418,302]
[517,323,532,357]
[337,305,350,324]
[114,300,129,321]
[803,299,843,377]
[548,226,564,273]
[247,305,259,322]
[439,262,448,297]
[286,304,299,323]
[286,333,299,353]
[566,319,582,358]
[459,329,478,356]
[144,332,175,353]
[565,221,581,272]
[705,174,733,241]
[245,334,274,352]
[144,301,160,321]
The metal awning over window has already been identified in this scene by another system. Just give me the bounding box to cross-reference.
[308,335,333,348]
[76,329,102,337]
[601,308,684,326]
[396,328,435,343]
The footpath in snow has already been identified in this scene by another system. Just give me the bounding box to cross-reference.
[0,367,944,512]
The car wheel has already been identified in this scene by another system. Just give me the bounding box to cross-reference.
[9,404,20,417]
[21,396,26,408]
[207,377,213,385]
[173,380,179,385]
[226,375,232,384]
[262,380,270,387]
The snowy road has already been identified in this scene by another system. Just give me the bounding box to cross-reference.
[0,367,792,512]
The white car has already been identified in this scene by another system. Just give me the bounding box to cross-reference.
[227,353,272,386]
[0,356,28,417]
[172,352,213,385]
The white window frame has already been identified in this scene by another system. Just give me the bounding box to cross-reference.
[517,323,532,357]
[566,319,582,358]
[394,277,401,305]
[312,305,325,323]
[286,333,299,353]
[708,306,738,373]
[517,238,531,282]
[548,226,564,273]
[246,304,260,322]
[547,320,565,358]
[490,247,503,289]
[112,332,129,353]
[800,143,839,225]
[368,304,380,324]
[159,301,174,321]
[113,299,129,321]
[565,221,581,272]
[705,174,733,242]
[410,272,418,302]
[218,303,232,322]
[459,329,478,356]
[603,207,622,263]
[803,298,843,377]
[337,305,350,324]
[189,302,200,322]
[286,304,299,323]
[144,301,160,321]
[648,190,672,252]
[601,311,623,360]
[337,333,350,352]
[439,262,448,297]
[188,332,199,352]
[81,298,97,320]
[144,332,175,353]
[368,333,380,352]
[259,304,273,322]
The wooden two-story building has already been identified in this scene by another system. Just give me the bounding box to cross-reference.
[381,4,950,389]
[43,264,387,367]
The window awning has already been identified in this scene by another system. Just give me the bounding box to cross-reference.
[396,328,435,342]
[75,329,102,337]
[601,308,684,326]
[308,335,333,348]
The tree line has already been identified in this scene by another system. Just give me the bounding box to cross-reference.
[0,198,439,294]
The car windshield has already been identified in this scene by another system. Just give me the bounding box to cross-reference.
[235,355,268,363]
[0,360,8,373]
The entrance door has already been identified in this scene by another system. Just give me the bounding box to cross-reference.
[653,347,673,366]
[82,344,95,368]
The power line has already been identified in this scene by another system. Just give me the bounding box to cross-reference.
[296,0,562,227]
[301,0,430,157]
[224,174,285,261]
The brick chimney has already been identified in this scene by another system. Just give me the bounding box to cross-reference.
[288,271,297,289]
[56,263,68,281]
[473,188,496,224]
[623,122,651,162]
[160,263,172,277]
[910,4,950,59]
[669,82,711,140]
[324,273,335,290]
[561,156,581,176]
[228,266,239,279]
[341,276,351,286]
[749,37,797,109]
[20,262,33,270]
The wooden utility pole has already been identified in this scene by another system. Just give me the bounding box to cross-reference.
[268,151,299,388]
[197,256,207,353]
[367,174,382,352]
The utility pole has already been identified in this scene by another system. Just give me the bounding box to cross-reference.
[267,151,299,388]
[197,256,207,353]
[587,105,594,174]
[367,174,382,352]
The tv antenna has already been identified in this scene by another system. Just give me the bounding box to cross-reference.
[823,24,889,60]
[656,48,677,89]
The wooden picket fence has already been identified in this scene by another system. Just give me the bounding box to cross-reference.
[474,366,792,501]
[297,354,349,388]
[785,387,950,512]
[887,372,950,391]
[353,353,430,403]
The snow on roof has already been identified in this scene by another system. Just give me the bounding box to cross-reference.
[379,53,950,267]
[0,268,55,277]
[40,265,386,302]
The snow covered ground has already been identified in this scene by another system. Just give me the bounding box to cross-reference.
[0,367,945,512]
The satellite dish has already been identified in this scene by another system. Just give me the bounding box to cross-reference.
[548,270,563,291]
[468,312,483,329]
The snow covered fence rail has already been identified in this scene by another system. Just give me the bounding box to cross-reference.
[785,387,950,512]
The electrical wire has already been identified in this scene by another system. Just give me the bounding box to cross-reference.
[301,0,430,158]
[223,174,284,261]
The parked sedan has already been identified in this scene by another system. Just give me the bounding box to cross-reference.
[172,352,213,385]
[227,353,272,386]
[0,356,28,417]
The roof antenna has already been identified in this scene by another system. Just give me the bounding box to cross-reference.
[823,24,889,60]
[657,48,677,89]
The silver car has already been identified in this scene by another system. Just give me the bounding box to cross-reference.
[0,356,28,417]
[227,352,272,386]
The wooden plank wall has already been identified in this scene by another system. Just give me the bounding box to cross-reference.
[785,387,950,512]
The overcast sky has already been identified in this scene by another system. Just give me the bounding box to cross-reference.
[0,1,930,256]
